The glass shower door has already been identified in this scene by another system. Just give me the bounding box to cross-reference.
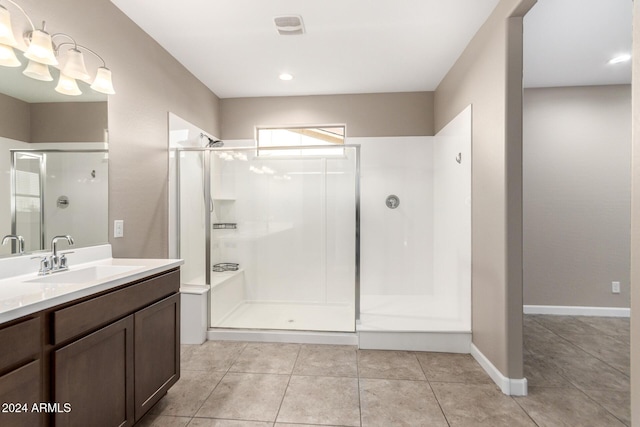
[207,146,358,332]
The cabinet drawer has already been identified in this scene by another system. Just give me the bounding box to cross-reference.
[53,269,179,345]
[0,317,41,372]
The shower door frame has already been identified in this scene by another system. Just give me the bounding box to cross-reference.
[175,144,362,327]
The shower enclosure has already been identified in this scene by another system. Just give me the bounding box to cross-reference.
[171,106,471,348]
[176,145,359,333]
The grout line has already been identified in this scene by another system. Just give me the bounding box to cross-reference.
[272,343,302,424]
[356,348,363,427]
[511,394,542,427]
[572,386,631,427]
[415,353,451,427]
[187,341,249,418]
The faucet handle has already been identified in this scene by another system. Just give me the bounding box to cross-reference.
[59,254,68,269]
[38,257,51,275]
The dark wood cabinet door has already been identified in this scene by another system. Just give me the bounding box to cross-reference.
[0,360,43,427]
[54,315,134,427]
[134,294,180,421]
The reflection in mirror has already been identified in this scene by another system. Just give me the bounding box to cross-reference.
[9,150,108,255]
[0,63,108,258]
[256,125,346,156]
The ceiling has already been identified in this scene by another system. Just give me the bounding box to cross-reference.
[524,0,632,88]
[110,0,632,99]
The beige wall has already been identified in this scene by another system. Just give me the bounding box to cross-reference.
[31,102,108,143]
[18,0,221,258]
[434,0,535,379]
[0,96,107,143]
[0,93,29,142]
[523,85,631,308]
[220,92,434,139]
[630,0,639,423]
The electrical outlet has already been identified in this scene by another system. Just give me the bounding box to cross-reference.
[114,220,124,238]
[612,281,621,294]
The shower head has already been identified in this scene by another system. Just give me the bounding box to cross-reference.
[207,138,224,148]
[201,133,224,147]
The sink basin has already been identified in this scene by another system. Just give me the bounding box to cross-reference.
[26,265,143,284]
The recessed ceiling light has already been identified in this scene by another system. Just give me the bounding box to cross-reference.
[608,54,631,65]
[279,73,293,81]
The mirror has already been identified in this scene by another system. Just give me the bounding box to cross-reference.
[0,65,108,257]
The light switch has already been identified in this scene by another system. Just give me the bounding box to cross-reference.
[114,220,124,238]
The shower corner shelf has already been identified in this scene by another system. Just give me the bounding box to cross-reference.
[213,223,237,230]
[212,197,236,201]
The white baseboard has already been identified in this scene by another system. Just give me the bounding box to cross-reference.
[470,344,528,396]
[523,305,630,318]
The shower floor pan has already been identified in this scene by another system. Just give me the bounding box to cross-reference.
[212,300,355,333]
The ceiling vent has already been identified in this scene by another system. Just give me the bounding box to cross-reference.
[274,15,305,36]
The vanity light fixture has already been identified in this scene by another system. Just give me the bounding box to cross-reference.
[90,66,115,95]
[0,2,22,66]
[0,42,19,66]
[55,72,81,96]
[24,25,57,65]
[22,58,52,81]
[60,46,89,80]
[0,5,16,45]
[0,0,115,95]
[55,41,116,95]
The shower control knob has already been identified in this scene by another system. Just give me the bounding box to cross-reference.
[386,195,400,209]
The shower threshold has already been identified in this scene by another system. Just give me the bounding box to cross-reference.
[212,300,355,333]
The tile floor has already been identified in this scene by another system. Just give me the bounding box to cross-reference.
[138,315,630,426]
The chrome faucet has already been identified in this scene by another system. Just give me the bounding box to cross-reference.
[37,235,74,275]
[2,234,25,255]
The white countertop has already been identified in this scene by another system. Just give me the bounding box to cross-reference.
[0,244,183,323]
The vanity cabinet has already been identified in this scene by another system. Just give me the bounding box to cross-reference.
[134,294,180,419]
[0,316,44,427]
[54,316,135,427]
[0,267,181,427]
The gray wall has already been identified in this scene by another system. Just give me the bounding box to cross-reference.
[0,95,107,143]
[31,102,108,143]
[221,92,434,139]
[523,85,631,308]
[0,93,29,142]
[19,0,221,258]
[434,0,535,379]
[630,1,639,422]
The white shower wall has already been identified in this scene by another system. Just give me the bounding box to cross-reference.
[357,106,471,332]
[433,106,472,329]
[357,136,435,296]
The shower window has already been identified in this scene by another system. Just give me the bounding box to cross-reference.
[256,125,345,157]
